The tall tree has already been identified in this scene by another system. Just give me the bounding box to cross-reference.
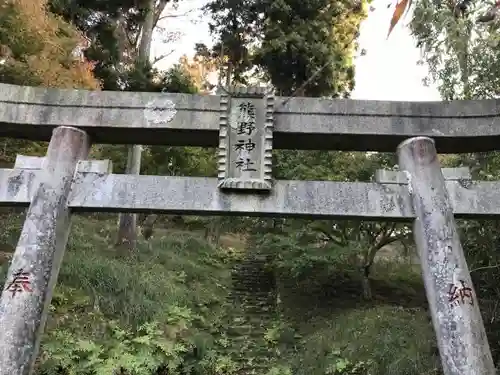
[206,0,367,96]
[115,0,155,251]
[205,0,257,85]
[254,0,366,97]
[409,0,500,100]
[48,0,175,89]
[178,52,218,93]
[0,0,100,166]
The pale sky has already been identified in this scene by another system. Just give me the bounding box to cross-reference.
[152,0,441,102]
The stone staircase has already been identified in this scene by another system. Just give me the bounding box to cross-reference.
[224,254,277,374]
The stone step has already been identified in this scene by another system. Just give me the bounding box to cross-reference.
[233,296,274,301]
[228,298,274,304]
[235,301,275,307]
[228,333,268,340]
[229,298,275,304]
[231,266,271,270]
[231,273,272,278]
[232,274,270,279]
[230,288,274,294]
[231,268,270,274]
[229,296,274,302]
[231,280,272,285]
[233,258,269,264]
[226,326,254,335]
[232,265,269,271]
[229,323,271,331]
[230,288,275,294]
[230,300,274,305]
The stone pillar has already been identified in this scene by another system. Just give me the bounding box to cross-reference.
[0,126,90,375]
[397,136,495,375]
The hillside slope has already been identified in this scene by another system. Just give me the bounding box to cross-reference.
[0,215,439,375]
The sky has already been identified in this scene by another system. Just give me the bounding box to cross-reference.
[152,0,442,102]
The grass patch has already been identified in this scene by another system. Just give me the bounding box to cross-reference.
[328,306,437,375]
[58,217,232,326]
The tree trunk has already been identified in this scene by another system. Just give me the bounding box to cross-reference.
[205,63,232,246]
[207,218,222,247]
[361,244,379,300]
[361,265,372,300]
[116,0,154,252]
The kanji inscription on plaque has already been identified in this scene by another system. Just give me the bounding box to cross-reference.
[217,86,274,191]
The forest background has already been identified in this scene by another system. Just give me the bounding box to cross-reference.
[1,0,500,374]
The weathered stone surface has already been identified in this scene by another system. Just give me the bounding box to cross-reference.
[13,156,44,170]
[0,158,110,208]
[68,174,415,219]
[375,167,472,184]
[64,173,500,219]
[398,136,494,375]
[76,160,113,173]
[217,87,273,190]
[0,169,40,205]
[2,82,500,152]
[2,171,500,219]
[14,155,112,173]
[0,126,90,375]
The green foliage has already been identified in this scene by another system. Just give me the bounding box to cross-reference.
[4,217,236,374]
[266,365,293,375]
[39,319,189,375]
[260,303,433,375]
[0,0,100,165]
[297,307,438,375]
[274,151,395,181]
[204,0,258,84]
[48,0,154,90]
[256,232,356,279]
[268,150,408,300]
[0,0,100,89]
[410,0,500,99]
[0,214,435,375]
[142,146,217,177]
[159,64,199,94]
[254,0,367,97]
[58,218,230,325]
[264,321,372,375]
[206,0,367,96]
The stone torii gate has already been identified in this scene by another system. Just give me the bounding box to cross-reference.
[0,82,497,375]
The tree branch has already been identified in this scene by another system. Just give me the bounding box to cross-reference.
[316,228,345,246]
[363,232,407,272]
[124,29,136,54]
[154,0,169,28]
[470,264,500,273]
[386,222,397,237]
[367,222,387,243]
[340,222,352,243]
[152,50,174,64]
[158,8,198,22]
